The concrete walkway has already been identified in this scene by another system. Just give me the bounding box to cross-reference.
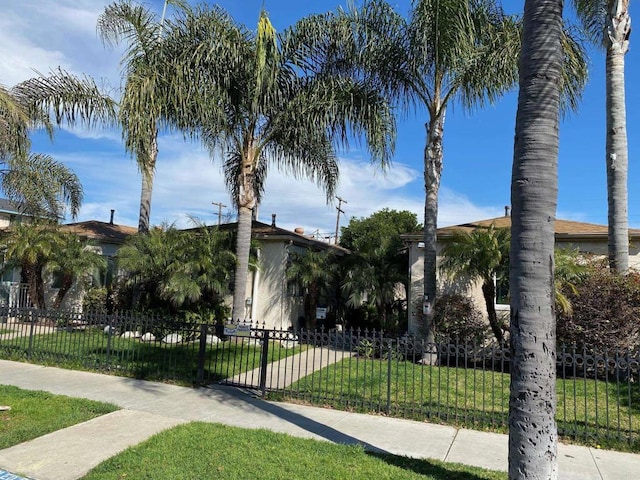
[224,346,353,389]
[1,359,639,480]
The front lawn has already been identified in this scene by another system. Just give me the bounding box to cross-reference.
[0,327,305,385]
[278,356,640,452]
[82,422,506,480]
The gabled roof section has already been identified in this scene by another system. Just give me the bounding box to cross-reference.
[0,198,23,215]
[61,221,137,244]
[202,220,349,254]
[402,216,640,242]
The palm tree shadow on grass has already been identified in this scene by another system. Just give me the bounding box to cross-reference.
[366,451,505,480]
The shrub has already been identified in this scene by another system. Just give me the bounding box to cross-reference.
[82,287,108,313]
[434,294,488,344]
[557,268,640,351]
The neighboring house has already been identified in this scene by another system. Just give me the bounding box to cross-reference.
[216,215,347,330]
[1,205,343,325]
[401,214,640,334]
[0,200,40,306]
[0,210,137,310]
[57,215,138,308]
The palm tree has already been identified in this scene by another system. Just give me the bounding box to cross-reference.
[508,0,565,477]
[323,0,586,350]
[286,249,336,330]
[47,233,107,309]
[1,223,60,309]
[574,0,631,272]
[440,225,509,344]
[1,70,116,218]
[116,223,235,311]
[98,0,188,233]
[160,6,395,323]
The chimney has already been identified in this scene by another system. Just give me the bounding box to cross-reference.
[504,206,510,217]
[271,214,276,227]
[109,209,115,224]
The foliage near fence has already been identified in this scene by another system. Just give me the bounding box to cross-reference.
[1,308,639,451]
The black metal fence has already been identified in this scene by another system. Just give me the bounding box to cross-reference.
[0,307,638,451]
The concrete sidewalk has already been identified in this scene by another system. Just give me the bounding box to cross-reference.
[1,360,639,480]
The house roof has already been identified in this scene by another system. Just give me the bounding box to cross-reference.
[0,199,23,215]
[61,221,137,244]
[402,216,640,242]
[191,220,349,253]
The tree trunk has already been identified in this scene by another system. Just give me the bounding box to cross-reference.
[421,111,445,364]
[138,135,158,234]
[231,156,257,323]
[481,279,503,344]
[232,205,253,323]
[53,274,74,309]
[605,1,630,273]
[508,1,562,478]
[24,262,45,309]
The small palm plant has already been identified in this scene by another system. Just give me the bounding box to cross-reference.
[440,225,510,344]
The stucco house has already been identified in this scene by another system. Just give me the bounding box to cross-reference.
[401,214,640,334]
[0,204,342,327]
[216,215,347,330]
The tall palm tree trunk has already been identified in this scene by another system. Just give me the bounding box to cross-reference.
[508,1,562,478]
[422,112,444,363]
[138,136,158,233]
[232,205,253,322]
[605,1,630,273]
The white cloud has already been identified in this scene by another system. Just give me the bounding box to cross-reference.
[0,1,123,87]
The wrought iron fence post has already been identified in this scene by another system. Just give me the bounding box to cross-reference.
[105,317,113,369]
[259,329,270,396]
[27,311,35,359]
[196,323,208,384]
[386,340,393,415]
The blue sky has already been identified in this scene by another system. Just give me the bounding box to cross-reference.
[4,1,639,239]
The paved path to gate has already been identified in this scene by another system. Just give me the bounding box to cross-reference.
[223,346,354,389]
[1,359,640,480]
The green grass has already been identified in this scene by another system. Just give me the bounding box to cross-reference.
[0,328,11,334]
[0,327,305,385]
[82,422,506,480]
[0,384,119,449]
[279,356,640,451]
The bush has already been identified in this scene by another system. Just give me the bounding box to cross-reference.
[434,294,488,344]
[557,268,640,351]
[82,287,108,313]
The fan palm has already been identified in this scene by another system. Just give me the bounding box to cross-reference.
[440,225,510,343]
[160,6,395,322]
[574,0,631,272]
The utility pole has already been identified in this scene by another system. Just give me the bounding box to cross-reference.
[334,196,347,245]
[212,201,227,226]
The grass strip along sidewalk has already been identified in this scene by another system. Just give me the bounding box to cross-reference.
[82,422,506,480]
[0,385,118,449]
